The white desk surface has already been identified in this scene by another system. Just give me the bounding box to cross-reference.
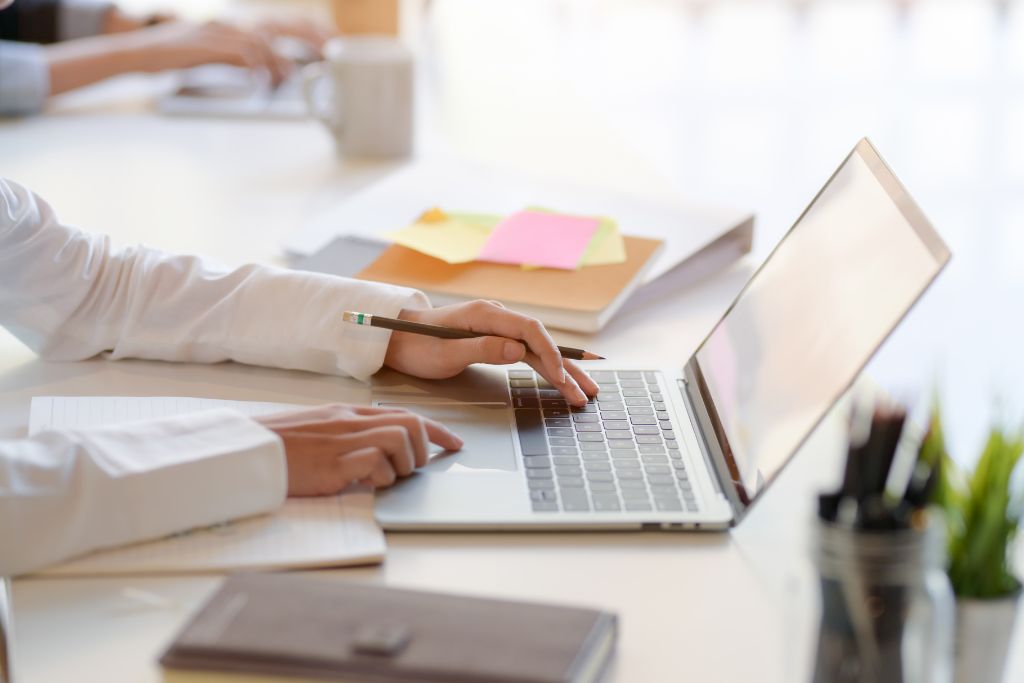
[3,1,1024,681]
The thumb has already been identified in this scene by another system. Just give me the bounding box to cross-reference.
[446,335,526,369]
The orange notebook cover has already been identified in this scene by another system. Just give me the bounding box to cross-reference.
[356,236,664,313]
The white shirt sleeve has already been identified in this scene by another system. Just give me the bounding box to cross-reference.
[0,178,429,380]
[0,177,431,575]
[0,42,50,116]
[0,409,287,577]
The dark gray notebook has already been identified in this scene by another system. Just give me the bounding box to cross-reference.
[161,573,617,683]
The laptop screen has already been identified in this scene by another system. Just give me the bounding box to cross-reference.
[688,139,950,512]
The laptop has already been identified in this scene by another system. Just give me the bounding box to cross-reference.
[373,139,951,530]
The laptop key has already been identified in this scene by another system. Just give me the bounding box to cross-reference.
[508,370,534,379]
[636,435,663,444]
[621,487,651,500]
[653,402,667,411]
[558,477,586,488]
[511,388,537,397]
[641,454,668,465]
[616,371,642,379]
[562,499,591,512]
[626,502,654,511]
[619,479,648,490]
[598,402,625,411]
[644,465,671,474]
[647,474,676,485]
[581,451,610,461]
[617,470,644,480]
[586,472,615,483]
[510,379,536,388]
[555,465,583,477]
[549,437,576,447]
[610,450,638,459]
[538,389,564,399]
[551,446,579,456]
[574,423,602,432]
[542,399,569,410]
[622,389,648,397]
[625,398,650,406]
[553,456,580,466]
[573,413,600,423]
[514,397,540,409]
[526,468,553,479]
[547,428,573,438]
[644,371,659,382]
[571,403,598,413]
[545,418,571,428]
[592,496,621,511]
[630,416,658,425]
[619,379,645,388]
[627,406,655,415]
[590,371,617,381]
[589,481,618,493]
[514,409,548,455]
[633,425,660,435]
[613,459,641,470]
[578,433,605,442]
[602,420,630,430]
[523,456,551,468]
[600,411,627,420]
[655,500,684,512]
[656,411,672,420]
[530,489,557,501]
[638,444,665,454]
[527,478,555,490]
[531,501,559,512]
[580,441,608,451]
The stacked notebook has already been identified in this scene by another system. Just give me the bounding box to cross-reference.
[288,158,754,333]
[161,573,618,683]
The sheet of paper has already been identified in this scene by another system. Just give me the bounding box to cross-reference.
[522,208,627,269]
[385,211,500,264]
[478,210,599,270]
[28,396,387,576]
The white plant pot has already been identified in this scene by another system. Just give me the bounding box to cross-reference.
[953,592,1020,683]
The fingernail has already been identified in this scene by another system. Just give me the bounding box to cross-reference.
[503,341,524,361]
[451,433,464,448]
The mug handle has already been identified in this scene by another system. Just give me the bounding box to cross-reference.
[301,62,342,127]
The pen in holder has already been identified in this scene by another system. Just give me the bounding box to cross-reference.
[1,576,12,683]
[811,403,954,683]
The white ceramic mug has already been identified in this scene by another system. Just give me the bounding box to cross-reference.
[302,37,414,159]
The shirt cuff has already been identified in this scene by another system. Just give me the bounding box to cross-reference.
[0,42,50,116]
[58,0,114,40]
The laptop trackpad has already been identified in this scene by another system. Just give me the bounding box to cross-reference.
[375,402,518,472]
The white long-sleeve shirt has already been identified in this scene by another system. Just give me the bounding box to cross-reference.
[0,178,428,576]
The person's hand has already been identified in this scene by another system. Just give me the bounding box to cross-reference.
[255,404,463,496]
[382,301,600,407]
[124,20,293,85]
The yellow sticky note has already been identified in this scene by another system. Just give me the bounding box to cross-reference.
[386,211,501,264]
[520,208,627,269]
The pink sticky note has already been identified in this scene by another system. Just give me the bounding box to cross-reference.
[477,210,600,270]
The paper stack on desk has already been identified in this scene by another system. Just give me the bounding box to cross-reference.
[28,396,387,577]
[386,207,628,270]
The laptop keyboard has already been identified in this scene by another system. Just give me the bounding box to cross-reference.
[508,370,699,514]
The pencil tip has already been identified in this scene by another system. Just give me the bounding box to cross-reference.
[581,352,605,361]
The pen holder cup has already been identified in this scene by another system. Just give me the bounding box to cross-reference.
[810,517,954,683]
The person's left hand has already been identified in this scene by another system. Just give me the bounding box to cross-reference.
[383,301,600,407]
